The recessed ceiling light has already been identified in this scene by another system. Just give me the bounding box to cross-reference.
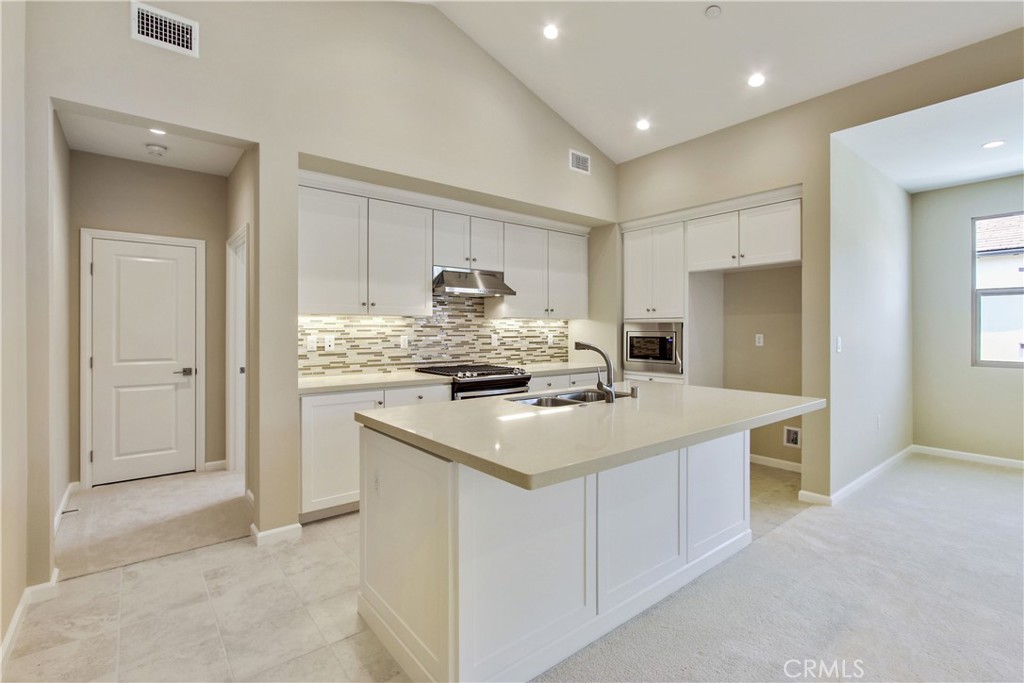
[543,24,559,40]
[636,118,651,131]
[149,128,166,135]
[145,143,167,157]
[982,140,1005,149]
[747,72,766,88]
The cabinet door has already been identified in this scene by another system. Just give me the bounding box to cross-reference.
[651,222,686,318]
[300,390,384,512]
[384,384,451,407]
[528,373,573,392]
[739,200,801,267]
[686,431,748,562]
[496,223,549,319]
[470,217,504,272]
[622,229,653,319]
[547,232,589,320]
[686,212,739,273]
[298,187,368,314]
[434,211,471,269]
[368,199,433,317]
[569,372,600,388]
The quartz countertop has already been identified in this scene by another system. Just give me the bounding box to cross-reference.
[354,383,826,490]
[298,361,601,396]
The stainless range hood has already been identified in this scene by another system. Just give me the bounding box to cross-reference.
[432,267,516,297]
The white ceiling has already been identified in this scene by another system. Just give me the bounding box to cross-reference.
[58,110,247,177]
[834,80,1024,193]
[437,2,1024,163]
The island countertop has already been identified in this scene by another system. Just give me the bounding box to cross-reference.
[354,383,825,489]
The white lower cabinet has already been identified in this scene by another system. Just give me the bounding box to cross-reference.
[359,429,751,682]
[300,384,449,514]
[623,372,687,385]
[527,372,600,392]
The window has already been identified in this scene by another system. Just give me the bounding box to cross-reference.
[973,212,1023,367]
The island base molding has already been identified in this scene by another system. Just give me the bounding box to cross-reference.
[358,427,752,682]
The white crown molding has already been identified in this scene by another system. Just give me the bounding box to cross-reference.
[620,185,802,232]
[298,170,590,236]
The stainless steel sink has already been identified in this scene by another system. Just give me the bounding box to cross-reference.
[555,390,607,403]
[510,396,583,407]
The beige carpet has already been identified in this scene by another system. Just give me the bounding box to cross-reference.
[55,469,251,580]
[535,453,1024,682]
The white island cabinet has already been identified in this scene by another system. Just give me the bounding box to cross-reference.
[354,383,825,682]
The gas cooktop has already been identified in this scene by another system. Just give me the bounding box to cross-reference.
[416,364,527,378]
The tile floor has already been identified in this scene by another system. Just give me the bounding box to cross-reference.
[3,463,804,682]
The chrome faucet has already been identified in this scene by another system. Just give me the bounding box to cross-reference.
[574,341,616,403]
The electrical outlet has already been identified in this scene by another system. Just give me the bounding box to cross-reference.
[755,333,764,347]
[491,333,499,346]
[547,333,555,346]
[305,334,317,351]
[324,335,336,352]
[400,335,408,349]
[836,336,843,353]
[783,426,801,448]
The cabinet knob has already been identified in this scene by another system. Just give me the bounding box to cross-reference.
[417,395,423,400]
[472,257,478,262]
[549,308,554,313]
[651,308,656,312]
[377,400,384,405]
[547,382,552,387]
[361,302,367,306]
[740,254,745,258]
[646,308,651,312]
[371,302,376,307]
[731,255,737,259]
[465,257,471,261]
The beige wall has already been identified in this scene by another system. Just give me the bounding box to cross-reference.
[616,29,1023,495]
[1,0,28,644]
[724,267,803,464]
[69,152,229,477]
[569,223,622,369]
[227,147,259,513]
[912,175,1024,460]
[829,140,913,491]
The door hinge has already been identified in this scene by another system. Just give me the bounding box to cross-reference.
[90,262,93,276]
[89,451,93,463]
[89,357,93,370]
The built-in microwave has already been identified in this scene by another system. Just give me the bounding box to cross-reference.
[623,322,684,375]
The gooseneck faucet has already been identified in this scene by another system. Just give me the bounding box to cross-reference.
[574,341,616,403]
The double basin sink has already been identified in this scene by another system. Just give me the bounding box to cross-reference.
[509,390,608,407]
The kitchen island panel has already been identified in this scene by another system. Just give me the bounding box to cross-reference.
[687,431,749,561]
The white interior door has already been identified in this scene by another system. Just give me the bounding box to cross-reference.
[90,238,198,485]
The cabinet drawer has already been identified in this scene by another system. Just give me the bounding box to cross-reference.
[385,384,451,407]
[529,374,573,392]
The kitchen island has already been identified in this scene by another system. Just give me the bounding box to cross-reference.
[354,383,825,682]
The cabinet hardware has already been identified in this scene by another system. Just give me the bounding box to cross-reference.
[377,400,384,406]
[371,302,376,307]
[361,302,367,306]
[651,308,656,312]
[465,257,470,261]
[417,395,423,400]
[740,254,745,258]
[472,257,477,262]
[731,255,737,259]
[646,308,651,312]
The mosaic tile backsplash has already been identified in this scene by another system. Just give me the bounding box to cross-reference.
[298,296,569,375]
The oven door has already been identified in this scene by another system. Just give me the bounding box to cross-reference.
[623,325,683,375]
[454,385,530,400]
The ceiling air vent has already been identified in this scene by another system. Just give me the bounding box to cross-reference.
[569,149,591,175]
[131,2,199,58]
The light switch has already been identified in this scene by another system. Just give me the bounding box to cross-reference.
[324,335,336,351]
[754,333,764,347]
[305,335,317,351]
[400,335,409,349]
[491,333,499,346]
[547,333,555,346]
[836,336,843,353]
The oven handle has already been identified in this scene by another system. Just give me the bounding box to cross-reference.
[454,386,529,400]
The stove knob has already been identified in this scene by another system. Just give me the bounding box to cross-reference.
[468,372,478,378]
[457,372,466,379]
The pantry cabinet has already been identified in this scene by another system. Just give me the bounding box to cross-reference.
[300,383,451,514]
[434,212,504,272]
[486,224,588,320]
[686,199,801,272]
[623,222,686,320]
[298,187,433,316]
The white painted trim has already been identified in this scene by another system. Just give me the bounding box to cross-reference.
[80,229,206,488]
[226,224,248,477]
[249,522,302,547]
[298,170,590,236]
[53,482,80,534]
[799,445,914,506]
[1,569,60,667]
[750,454,802,473]
[911,445,1024,469]
[245,489,255,509]
[620,184,803,232]
[204,459,227,471]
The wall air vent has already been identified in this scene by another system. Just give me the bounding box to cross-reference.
[569,149,591,175]
[131,2,199,58]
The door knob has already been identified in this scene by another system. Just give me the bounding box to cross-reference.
[173,368,194,376]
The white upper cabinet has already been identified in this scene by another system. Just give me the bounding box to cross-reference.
[687,200,801,272]
[368,199,433,317]
[298,187,432,316]
[433,212,505,272]
[298,187,368,314]
[623,222,685,320]
[487,224,588,320]
[547,231,589,320]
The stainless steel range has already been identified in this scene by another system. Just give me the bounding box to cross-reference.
[416,364,531,400]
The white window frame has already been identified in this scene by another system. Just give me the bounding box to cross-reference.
[971,212,1023,369]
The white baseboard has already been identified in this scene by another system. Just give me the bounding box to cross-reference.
[204,459,227,471]
[750,454,802,473]
[250,522,302,547]
[2,569,60,667]
[53,482,80,534]
[911,445,1024,470]
[799,445,914,506]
